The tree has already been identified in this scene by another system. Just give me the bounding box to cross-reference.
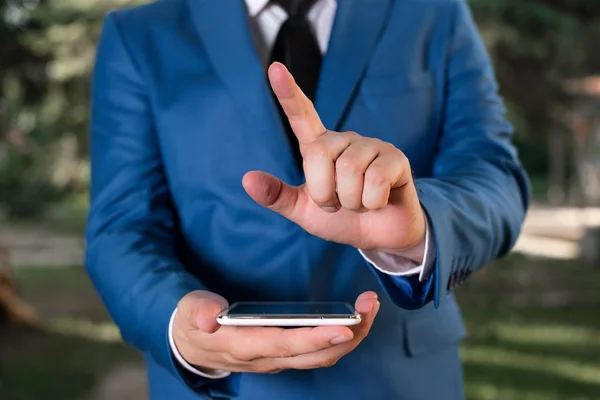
[1,0,60,216]
[0,0,143,216]
[2,0,600,213]
[470,0,600,202]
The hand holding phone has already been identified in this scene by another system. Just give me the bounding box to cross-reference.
[171,291,380,375]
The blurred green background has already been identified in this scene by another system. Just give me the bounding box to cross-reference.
[1,1,600,399]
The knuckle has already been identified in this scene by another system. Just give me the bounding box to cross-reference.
[325,131,349,148]
[400,166,412,183]
[253,363,280,374]
[382,140,398,152]
[183,306,198,328]
[365,168,388,188]
[317,357,340,369]
[303,107,312,120]
[311,193,335,206]
[367,137,383,147]
[305,142,329,160]
[307,185,335,205]
[336,157,360,176]
[176,296,189,310]
[251,363,269,373]
[222,351,242,364]
[229,347,251,362]
[399,154,410,169]
[338,195,362,211]
[177,297,197,320]
[273,341,294,358]
[369,137,395,152]
[363,139,380,152]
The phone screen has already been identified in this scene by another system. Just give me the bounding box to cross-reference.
[226,302,355,317]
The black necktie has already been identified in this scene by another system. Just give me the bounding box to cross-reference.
[269,0,322,168]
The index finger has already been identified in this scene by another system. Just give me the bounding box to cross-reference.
[268,62,327,144]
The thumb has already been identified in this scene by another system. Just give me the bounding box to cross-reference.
[352,291,380,338]
[242,171,305,223]
[179,290,229,334]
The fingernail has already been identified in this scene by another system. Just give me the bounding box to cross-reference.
[322,206,339,213]
[330,335,352,345]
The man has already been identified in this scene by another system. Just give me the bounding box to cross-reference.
[86,0,529,399]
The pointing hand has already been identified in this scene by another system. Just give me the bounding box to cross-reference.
[242,63,426,256]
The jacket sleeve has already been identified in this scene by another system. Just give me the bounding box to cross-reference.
[86,12,239,397]
[376,0,530,309]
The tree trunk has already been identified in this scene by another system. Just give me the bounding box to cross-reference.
[0,243,39,328]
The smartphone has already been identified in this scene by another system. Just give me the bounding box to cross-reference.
[217,302,361,327]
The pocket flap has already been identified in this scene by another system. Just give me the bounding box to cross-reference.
[404,298,466,357]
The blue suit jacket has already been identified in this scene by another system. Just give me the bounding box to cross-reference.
[86,0,529,399]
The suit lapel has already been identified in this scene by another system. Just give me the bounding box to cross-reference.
[315,0,392,130]
[187,0,286,145]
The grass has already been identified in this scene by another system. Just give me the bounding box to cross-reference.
[460,307,600,400]
[1,255,599,400]
[0,330,139,400]
[0,267,141,400]
[456,256,600,400]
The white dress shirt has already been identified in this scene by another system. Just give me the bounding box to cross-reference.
[169,0,436,378]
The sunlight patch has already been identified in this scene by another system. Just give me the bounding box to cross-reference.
[493,323,600,348]
[48,317,122,343]
[467,382,577,400]
[461,346,600,385]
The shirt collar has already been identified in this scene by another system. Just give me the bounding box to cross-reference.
[245,0,270,17]
[245,0,336,18]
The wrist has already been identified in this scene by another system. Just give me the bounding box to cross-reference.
[378,239,426,264]
[366,209,427,264]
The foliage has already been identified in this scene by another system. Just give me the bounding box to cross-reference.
[2,0,600,215]
[1,0,51,216]
[0,0,142,216]
[469,0,600,175]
